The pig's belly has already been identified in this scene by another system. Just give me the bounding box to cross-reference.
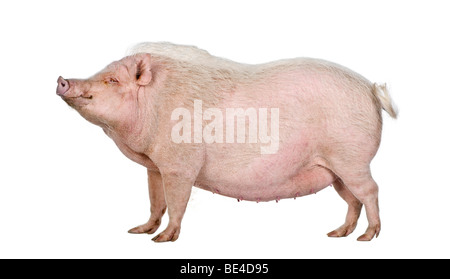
[195,149,336,202]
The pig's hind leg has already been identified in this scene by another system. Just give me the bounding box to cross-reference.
[327,178,363,238]
[332,166,381,241]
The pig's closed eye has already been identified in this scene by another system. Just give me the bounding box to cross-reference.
[106,77,119,84]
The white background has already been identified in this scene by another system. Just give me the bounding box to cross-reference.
[1,0,449,259]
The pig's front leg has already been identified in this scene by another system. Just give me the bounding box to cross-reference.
[128,170,167,234]
[151,169,196,242]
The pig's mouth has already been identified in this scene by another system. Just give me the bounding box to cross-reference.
[63,94,93,101]
[77,95,93,100]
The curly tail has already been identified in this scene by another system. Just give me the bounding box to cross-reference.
[373,83,398,119]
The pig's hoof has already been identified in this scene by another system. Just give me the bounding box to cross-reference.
[128,219,161,235]
[327,222,357,238]
[356,225,380,241]
[151,226,180,242]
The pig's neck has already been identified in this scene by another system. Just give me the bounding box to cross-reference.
[104,87,156,154]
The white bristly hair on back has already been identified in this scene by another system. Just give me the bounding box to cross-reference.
[127,42,214,63]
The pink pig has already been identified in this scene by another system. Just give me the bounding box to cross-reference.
[57,42,397,242]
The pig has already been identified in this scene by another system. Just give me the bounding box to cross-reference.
[56,42,397,242]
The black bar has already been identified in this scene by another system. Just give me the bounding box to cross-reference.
[1,258,442,278]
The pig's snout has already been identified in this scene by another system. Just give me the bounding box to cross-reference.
[56,76,70,96]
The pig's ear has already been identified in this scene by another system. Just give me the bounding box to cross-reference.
[135,53,152,86]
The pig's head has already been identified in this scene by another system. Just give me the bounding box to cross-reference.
[56,53,153,128]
